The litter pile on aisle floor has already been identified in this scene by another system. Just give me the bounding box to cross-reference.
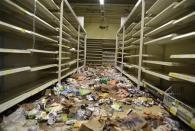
[1,66,184,131]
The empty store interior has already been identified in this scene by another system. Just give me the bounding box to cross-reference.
[0,0,195,130]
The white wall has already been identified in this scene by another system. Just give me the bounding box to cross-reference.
[85,22,120,39]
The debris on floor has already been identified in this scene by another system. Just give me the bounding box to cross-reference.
[0,66,185,131]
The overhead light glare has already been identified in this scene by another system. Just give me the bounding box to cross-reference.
[99,0,104,5]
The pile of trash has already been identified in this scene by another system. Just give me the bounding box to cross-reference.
[0,66,183,131]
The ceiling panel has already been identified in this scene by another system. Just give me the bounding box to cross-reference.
[57,0,157,24]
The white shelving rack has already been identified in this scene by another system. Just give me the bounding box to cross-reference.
[86,39,103,66]
[0,0,87,113]
[57,0,87,83]
[115,0,145,88]
[86,39,115,66]
[115,0,195,129]
[102,39,116,65]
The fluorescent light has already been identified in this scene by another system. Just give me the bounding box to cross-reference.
[100,0,104,5]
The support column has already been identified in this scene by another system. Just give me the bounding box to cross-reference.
[137,0,145,88]
[84,34,87,67]
[77,25,81,72]
[58,0,64,84]
[121,26,125,75]
[115,35,118,67]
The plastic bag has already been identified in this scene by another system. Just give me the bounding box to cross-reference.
[1,108,26,130]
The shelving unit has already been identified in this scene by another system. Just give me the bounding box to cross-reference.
[115,0,195,129]
[0,0,87,113]
[1,0,195,129]
[1,0,58,33]
[86,39,115,66]
[57,0,87,83]
[86,39,103,65]
[102,40,116,65]
[144,1,195,128]
[116,0,145,88]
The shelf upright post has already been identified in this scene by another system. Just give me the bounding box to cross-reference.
[58,0,64,84]
[77,25,81,72]
[137,0,145,88]
[121,26,125,75]
[84,34,87,67]
[115,35,118,67]
[32,0,36,50]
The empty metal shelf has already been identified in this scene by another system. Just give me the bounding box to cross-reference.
[143,60,182,66]
[146,0,173,15]
[30,64,57,72]
[38,0,59,10]
[1,0,58,32]
[142,69,177,81]
[124,45,139,50]
[125,22,137,34]
[169,72,195,84]
[125,54,153,58]
[28,49,58,54]
[0,66,31,77]
[143,80,165,95]
[61,60,77,66]
[170,54,195,59]
[145,34,177,45]
[16,0,59,25]
[0,48,30,54]
[116,66,139,84]
[0,77,57,113]
[146,2,178,27]
[0,21,57,43]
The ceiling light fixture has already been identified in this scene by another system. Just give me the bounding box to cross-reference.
[99,0,104,5]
